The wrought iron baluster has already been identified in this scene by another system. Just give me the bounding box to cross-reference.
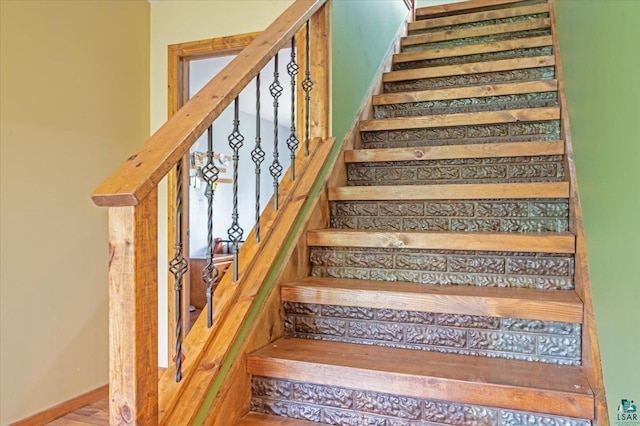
[227,98,244,282]
[168,160,188,382]
[286,37,299,181]
[201,125,219,328]
[269,53,284,210]
[251,73,266,243]
[302,20,314,156]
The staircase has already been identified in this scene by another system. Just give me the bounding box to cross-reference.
[237,1,604,424]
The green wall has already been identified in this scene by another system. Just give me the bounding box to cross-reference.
[554,0,640,414]
[331,0,409,142]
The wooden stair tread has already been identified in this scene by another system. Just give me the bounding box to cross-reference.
[416,0,527,20]
[307,229,576,253]
[394,35,552,64]
[403,18,551,47]
[409,3,549,32]
[282,276,584,323]
[329,182,569,201]
[383,55,555,83]
[360,107,559,132]
[247,338,594,419]
[345,140,565,163]
[238,413,320,425]
[373,80,558,106]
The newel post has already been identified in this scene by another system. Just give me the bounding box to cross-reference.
[108,188,158,425]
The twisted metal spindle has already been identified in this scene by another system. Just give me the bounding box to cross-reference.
[168,160,189,382]
[251,73,266,243]
[269,53,284,210]
[302,21,314,156]
[201,125,220,327]
[286,37,299,181]
[227,98,244,282]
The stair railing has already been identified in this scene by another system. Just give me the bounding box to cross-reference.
[92,1,330,423]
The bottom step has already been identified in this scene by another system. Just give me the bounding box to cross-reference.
[247,338,594,421]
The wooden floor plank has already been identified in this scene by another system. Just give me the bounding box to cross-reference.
[345,140,565,163]
[281,277,584,323]
[416,0,527,20]
[247,338,594,419]
[403,18,551,47]
[373,80,558,106]
[359,107,560,132]
[409,3,550,32]
[306,229,576,253]
[394,35,552,64]
[238,413,320,425]
[383,55,555,83]
[328,182,569,201]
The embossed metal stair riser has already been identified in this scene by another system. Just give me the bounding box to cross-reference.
[385,66,556,93]
[310,247,574,290]
[362,121,560,149]
[374,92,558,119]
[403,28,551,53]
[250,376,591,426]
[284,302,581,365]
[287,37,300,181]
[346,156,565,186]
[330,199,568,233]
[228,98,244,282]
[269,53,284,210]
[393,46,553,71]
[409,10,550,37]
[202,126,220,327]
[169,159,188,381]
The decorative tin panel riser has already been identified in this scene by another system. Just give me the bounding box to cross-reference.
[409,12,550,36]
[330,198,568,233]
[373,93,558,119]
[284,302,581,365]
[251,377,592,425]
[361,121,560,149]
[402,29,551,53]
[310,247,574,290]
[384,67,556,94]
[346,156,565,186]
[393,47,553,71]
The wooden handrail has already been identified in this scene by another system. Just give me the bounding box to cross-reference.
[92,0,326,207]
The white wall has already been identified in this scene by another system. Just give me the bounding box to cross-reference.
[150,0,295,366]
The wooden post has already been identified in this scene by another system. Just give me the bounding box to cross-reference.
[309,2,331,139]
[108,188,158,425]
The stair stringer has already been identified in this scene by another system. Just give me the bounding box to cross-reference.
[549,0,608,423]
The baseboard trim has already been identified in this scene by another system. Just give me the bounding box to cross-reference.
[9,384,108,426]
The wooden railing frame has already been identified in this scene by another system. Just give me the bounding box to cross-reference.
[549,1,608,424]
[93,1,330,424]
